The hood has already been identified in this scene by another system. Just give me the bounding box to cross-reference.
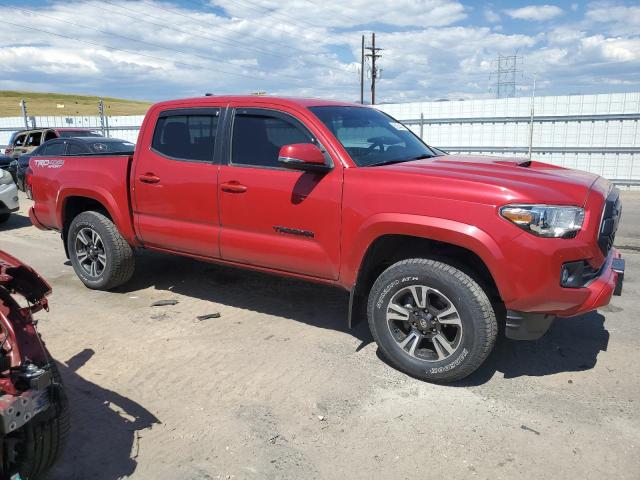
[0,251,51,306]
[381,154,600,206]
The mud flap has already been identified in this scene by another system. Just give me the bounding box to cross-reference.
[505,310,555,340]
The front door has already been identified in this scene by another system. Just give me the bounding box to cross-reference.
[218,106,343,280]
[132,107,222,258]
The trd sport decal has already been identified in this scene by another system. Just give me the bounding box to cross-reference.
[273,226,315,238]
[33,159,65,168]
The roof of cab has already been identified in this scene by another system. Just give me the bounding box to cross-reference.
[151,95,365,110]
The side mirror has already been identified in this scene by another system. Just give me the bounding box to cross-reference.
[278,143,331,173]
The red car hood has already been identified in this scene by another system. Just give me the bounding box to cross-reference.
[382,155,601,206]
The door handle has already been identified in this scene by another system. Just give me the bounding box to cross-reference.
[220,181,247,193]
[139,173,161,184]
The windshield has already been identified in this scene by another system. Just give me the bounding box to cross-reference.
[309,106,437,167]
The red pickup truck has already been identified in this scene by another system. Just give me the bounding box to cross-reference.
[28,96,624,382]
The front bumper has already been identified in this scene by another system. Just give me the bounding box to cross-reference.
[505,249,624,340]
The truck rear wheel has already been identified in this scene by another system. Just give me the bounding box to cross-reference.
[367,258,497,383]
[67,211,135,290]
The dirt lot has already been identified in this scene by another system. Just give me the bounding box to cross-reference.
[1,191,639,480]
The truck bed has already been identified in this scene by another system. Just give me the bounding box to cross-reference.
[30,153,138,244]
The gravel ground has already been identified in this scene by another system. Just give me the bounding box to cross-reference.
[1,191,638,480]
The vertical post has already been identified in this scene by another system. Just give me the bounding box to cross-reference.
[371,32,376,105]
[98,99,106,136]
[360,35,365,104]
[20,99,29,129]
[528,74,537,160]
[420,113,424,140]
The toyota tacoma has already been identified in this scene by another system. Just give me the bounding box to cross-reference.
[27,96,624,382]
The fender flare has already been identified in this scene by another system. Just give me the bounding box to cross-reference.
[57,187,140,247]
[342,213,515,324]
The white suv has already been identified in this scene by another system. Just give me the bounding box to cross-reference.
[0,169,19,224]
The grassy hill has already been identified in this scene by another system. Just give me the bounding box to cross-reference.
[0,91,151,117]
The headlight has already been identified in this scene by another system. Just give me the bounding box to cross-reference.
[500,205,585,238]
[0,170,13,185]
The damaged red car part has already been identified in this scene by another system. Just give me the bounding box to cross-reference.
[0,250,68,480]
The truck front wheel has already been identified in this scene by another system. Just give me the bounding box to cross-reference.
[367,258,497,383]
[67,211,135,290]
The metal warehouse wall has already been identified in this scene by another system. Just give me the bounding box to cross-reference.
[2,92,639,184]
[376,92,640,185]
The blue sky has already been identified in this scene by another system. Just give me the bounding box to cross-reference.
[1,1,639,103]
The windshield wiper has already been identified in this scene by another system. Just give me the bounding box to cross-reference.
[369,154,433,167]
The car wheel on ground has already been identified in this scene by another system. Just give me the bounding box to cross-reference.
[367,258,497,383]
[14,359,70,480]
[67,211,135,290]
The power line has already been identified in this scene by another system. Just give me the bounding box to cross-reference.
[298,0,366,26]
[1,3,302,82]
[99,0,293,63]
[178,0,328,60]
[222,0,328,31]
[140,0,319,62]
[4,19,293,85]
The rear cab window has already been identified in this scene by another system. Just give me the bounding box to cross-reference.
[42,142,66,156]
[151,108,220,162]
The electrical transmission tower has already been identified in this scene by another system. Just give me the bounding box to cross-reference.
[493,54,519,98]
[364,32,382,105]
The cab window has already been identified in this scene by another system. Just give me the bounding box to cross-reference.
[43,142,66,156]
[231,109,314,168]
[151,109,220,162]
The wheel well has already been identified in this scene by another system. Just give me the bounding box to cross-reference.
[354,234,501,304]
[61,196,111,257]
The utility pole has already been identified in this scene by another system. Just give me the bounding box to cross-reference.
[527,74,537,160]
[364,32,382,105]
[360,34,365,104]
[20,99,29,129]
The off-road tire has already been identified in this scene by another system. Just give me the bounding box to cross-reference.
[15,360,70,480]
[68,210,135,290]
[0,213,10,224]
[367,258,497,383]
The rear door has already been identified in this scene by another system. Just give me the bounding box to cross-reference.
[218,105,343,279]
[132,107,222,258]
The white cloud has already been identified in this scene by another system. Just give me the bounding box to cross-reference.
[0,0,639,103]
[484,7,501,23]
[584,2,640,35]
[504,4,563,21]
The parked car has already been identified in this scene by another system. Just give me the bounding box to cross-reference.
[0,169,18,224]
[28,95,624,383]
[0,250,69,478]
[0,153,17,184]
[14,137,135,197]
[4,128,103,160]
